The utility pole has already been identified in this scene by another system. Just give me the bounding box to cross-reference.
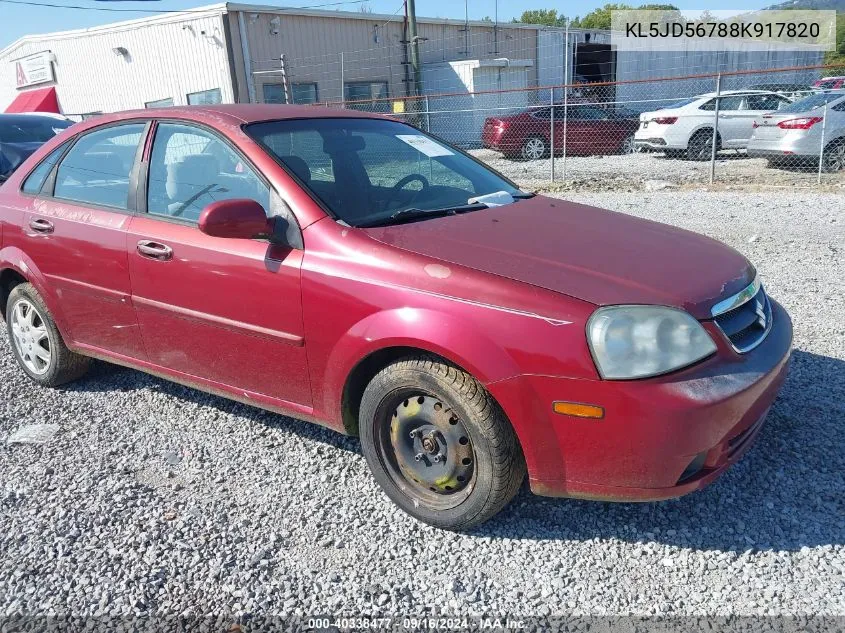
[407,0,422,96]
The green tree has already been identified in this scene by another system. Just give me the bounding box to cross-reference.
[823,12,845,73]
[576,3,634,30]
[516,9,567,27]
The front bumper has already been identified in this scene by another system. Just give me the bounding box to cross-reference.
[487,298,793,501]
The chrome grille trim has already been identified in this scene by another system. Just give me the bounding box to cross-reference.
[711,284,773,354]
[711,274,762,317]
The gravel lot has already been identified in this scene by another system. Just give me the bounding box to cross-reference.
[470,149,845,192]
[1,190,843,623]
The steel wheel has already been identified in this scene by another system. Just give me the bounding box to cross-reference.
[10,298,51,375]
[521,136,547,160]
[822,141,845,172]
[376,391,476,510]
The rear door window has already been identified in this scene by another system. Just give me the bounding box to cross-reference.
[22,143,68,194]
[53,124,145,210]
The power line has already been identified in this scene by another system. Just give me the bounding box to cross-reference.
[0,0,371,13]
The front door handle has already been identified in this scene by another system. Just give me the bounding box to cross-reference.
[137,240,173,261]
[28,218,54,234]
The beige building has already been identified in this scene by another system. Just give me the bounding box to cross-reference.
[1,2,568,116]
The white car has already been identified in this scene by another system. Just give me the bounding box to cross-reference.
[634,90,792,160]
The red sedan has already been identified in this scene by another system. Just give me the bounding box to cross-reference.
[0,106,791,530]
[483,104,640,159]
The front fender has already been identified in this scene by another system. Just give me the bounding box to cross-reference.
[0,246,74,339]
[319,307,523,427]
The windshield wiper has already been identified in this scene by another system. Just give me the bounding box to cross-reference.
[512,191,536,199]
[358,203,488,228]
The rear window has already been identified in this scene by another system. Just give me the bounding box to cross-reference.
[0,117,71,144]
[778,92,845,114]
[663,97,698,109]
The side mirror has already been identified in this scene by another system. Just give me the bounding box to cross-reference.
[198,199,269,240]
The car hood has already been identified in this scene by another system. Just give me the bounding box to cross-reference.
[363,196,754,320]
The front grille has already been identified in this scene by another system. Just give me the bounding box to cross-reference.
[713,286,772,353]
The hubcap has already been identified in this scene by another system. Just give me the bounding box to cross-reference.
[10,299,51,375]
[378,393,475,509]
[824,144,845,172]
[523,138,545,160]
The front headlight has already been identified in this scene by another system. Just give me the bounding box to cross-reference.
[587,305,717,379]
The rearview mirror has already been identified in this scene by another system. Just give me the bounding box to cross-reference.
[198,199,269,240]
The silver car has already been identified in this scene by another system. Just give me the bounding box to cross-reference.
[747,90,845,171]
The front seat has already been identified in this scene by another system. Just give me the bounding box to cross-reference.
[165,154,220,220]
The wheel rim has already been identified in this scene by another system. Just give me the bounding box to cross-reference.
[824,144,845,172]
[622,135,636,154]
[376,392,476,510]
[522,138,545,160]
[692,136,713,160]
[10,299,52,375]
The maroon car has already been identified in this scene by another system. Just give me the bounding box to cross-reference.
[483,104,640,160]
[0,105,791,530]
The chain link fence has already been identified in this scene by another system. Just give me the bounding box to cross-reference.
[297,64,845,192]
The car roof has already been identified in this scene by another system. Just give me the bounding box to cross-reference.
[88,104,385,125]
[693,89,779,99]
[0,113,73,124]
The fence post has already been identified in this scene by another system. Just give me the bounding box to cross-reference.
[424,95,431,133]
[561,18,570,183]
[817,97,829,186]
[550,89,555,182]
[340,52,345,108]
[709,73,721,185]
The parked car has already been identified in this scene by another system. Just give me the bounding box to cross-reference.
[0,113,72,182]
[0,106,792,530]
[746,83,819,102]
[482,104,639,160]
[814,76,845,91]
[748,90,845,171]
[634,90,792,160]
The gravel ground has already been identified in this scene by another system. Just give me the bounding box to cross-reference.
[1,191,844,623]
[470,148,845,192]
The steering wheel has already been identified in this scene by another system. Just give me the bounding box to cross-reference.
[392,173,430,197]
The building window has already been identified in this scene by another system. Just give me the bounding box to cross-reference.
[344,81,388,103]
[145,97,174,108]
[344,81,389,112]
[262,83,319,105]
[186,88,222,106]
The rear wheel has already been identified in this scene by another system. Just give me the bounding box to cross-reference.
[5,283,90,387]
[619,134,636,154]
[821,139,845,172]
[686,129,720,161]
[359,355,526,531]
[520,136,547,161]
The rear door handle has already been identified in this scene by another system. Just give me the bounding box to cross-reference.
[137,240,173,261]
[28,218,54,234]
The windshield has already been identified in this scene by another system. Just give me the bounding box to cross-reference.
[0,117,71,144]
[246,118,523,227]
[778,92,844,113]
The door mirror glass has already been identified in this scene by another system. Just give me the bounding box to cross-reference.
[198,199,269,239]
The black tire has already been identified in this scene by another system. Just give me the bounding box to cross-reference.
[686,129,720,161]
[520,135,548,161]
[619,134,636,155]
[359,355,526,530]
[821,139,845,173]
[5,283,90,387]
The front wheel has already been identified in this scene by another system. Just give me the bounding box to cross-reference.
[359,356,526,530]
[686,129,719,161]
